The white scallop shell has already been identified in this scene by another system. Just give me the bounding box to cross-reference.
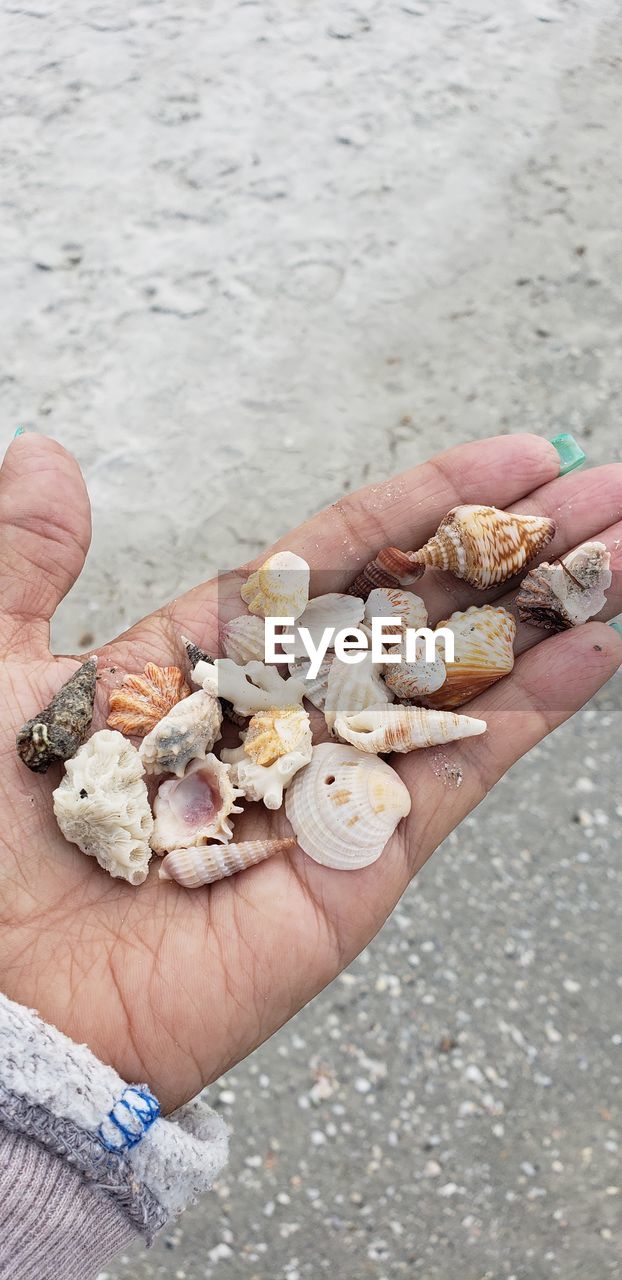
[222,615,266,664]
[240,551,310,620]
[139,689,222,777]
[221,741,313,810]
[291,593,365,658]
[284,742,411,870]
[364,587,428,639]
[383,636,446,699]
[324,651,393,735]
[52,729,153,886]
[194,658,306,717]
[159,838,296,887]
[334,704,487,754]
[151,755,244,853]
[288,654,334,711]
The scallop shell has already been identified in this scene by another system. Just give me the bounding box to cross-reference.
[221,739,313,809]
[384,636,446,699]
[195,658,306,717]
[243,704,312,767]
[52,729,153,886]
[159,838,297,887]
[408,505,556,588]
[424,605,516,710]
[348,547,424,599]
[151,755,244,853]
[139,689,222,776]
[288,654,334,711]
[284,742,411,870]
[516,541,612,632]
[334,704,487,754]
[107,663,190,737]
[364,588,428,642]
[241,551,310,620]
[324,651,393,736]
[292,593,365,658]
[17,656,98,773]
[222,615,266,664]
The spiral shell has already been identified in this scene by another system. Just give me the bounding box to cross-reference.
[348,547,424,599]
[17,656,98,774]
[107,664,190,737]
[241,551,310,620]
[243,704,312,767]
[160,838,297,887]
[408,505,556,588]
[151,755,244,853]
[139,689,222,776]
[284,742,411,870]
[324,651,393,736]
[424,605,516,710]
[222,615,266,664]
[516,541,612,632]
[334,704,486,754]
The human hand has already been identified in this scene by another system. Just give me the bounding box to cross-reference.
[0,432,620,1113]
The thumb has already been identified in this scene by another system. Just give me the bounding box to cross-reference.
[0,432,91,655]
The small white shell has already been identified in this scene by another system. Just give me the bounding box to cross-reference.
[139,689,222,777]
[383,636,446,699]
[324,651,393,736]
[291,593,365,658]
[241,551,310,620]
[285,742,411,870]
[151,755,244,853]
[194,658,305,717]
[160,838,296,887]
[222,615,266,664]
[364,588,428,640]
[221,741,313,809]
[334,704,487,753]
[52,729,153,886]
[288,654,334,711]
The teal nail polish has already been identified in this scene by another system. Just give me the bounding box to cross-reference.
[550,432,586,475]
[13,426,25,438]
[609,620,622,636]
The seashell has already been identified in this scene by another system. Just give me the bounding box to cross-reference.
[241,551,310,620]
[364,588,428,642]
[288,654,334,711]
[291,593,365,658]
[324,650,393,736]
[243,704,312,767]
[17,656,98,773]
[159,838,297,888]
[139,689,222,776]
[407,505,556,588]
[516,541,612,632]
[151,755,243,853]
[348,547,424,599]
[222,615,266,665]
[284,742,411,870]
[194,658,306,717]
[424,605,516,710]
[334,704,487,754]
[107,663,190,737]
[221,740,312,809]
[52,729,153,886]
[182,635,215,668]
[384,637,446,698]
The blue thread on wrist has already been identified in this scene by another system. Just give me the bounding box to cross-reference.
[97,1086,160,1152]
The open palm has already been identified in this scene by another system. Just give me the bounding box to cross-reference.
[1,432,620,1114]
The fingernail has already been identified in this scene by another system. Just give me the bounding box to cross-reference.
[13,426,26,438]
[550,432,586,475]
[609,620,622,636]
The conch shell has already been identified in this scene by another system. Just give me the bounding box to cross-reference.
[139,689,222,776]
[150,755,243,853]
[383,637,446,699]
[424,605,516,710]
[194,658,306,717]
[107,663,190,737]
[324,651,393,736]
[284,742,411,870]
[243,704,312,767]
[334,704,486,754]
[222,615,266,664]
[364,588,428,642]
[17,656,98,773]
[516,541,612,631]
[348,547,423,599]
[52,729,153,886]
[160,838,297,887]
[241,551,310,620]
[407,505,556,588]
[291,593,365,658]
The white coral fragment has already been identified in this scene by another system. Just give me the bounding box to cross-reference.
[193,658,306,716]
[221,743,312,810]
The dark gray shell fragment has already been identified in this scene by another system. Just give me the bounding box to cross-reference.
[16,656,98,773]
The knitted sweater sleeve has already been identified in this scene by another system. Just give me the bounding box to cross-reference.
[0,991,229,1279]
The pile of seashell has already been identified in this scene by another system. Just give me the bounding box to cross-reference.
[16,505,612,888]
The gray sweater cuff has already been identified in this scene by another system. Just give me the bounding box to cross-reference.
[0,991,229,1248]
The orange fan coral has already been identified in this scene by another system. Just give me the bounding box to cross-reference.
[107,664,190,737]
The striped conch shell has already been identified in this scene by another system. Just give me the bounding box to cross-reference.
[194,658,306,717]
[222,615,266,664]
[324,650,393,736]
[348,547,424,599]
[334,704,486,754]
[139,689,222,776]
[516,541,612,632]
[424,605,516,710]
[160,838,297,887]
[383,637,446,699]
[107,663,190,737]
[150,755,244,853]
[241,551,310,620]
[284,742,411,870]
[407,505,556,588]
